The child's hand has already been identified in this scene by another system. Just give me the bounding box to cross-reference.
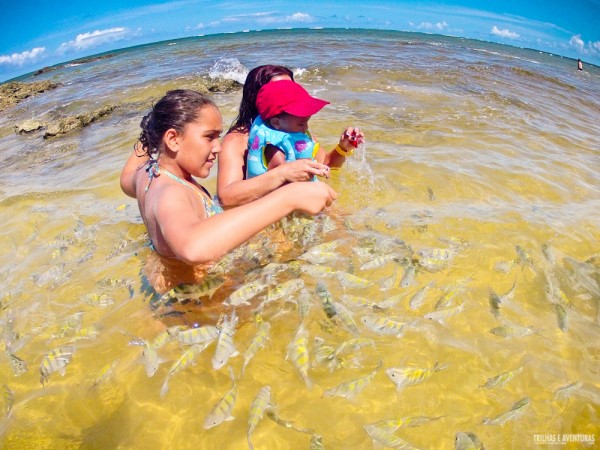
[339,127,365,152]
[278,159,330,181]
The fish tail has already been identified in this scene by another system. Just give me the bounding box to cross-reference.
[160,377,170,399]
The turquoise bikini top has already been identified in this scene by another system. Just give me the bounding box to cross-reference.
[246,116,319,179]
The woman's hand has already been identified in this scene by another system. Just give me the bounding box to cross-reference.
[338,126,365,153]
[276,159,331,182]
[283,182,337,215]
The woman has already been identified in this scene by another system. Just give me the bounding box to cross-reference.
[120,89,336,293]
[217,64,363,208]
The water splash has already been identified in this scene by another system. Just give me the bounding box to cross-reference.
[208,57,248,84]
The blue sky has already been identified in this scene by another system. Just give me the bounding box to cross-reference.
[1,0,599,81]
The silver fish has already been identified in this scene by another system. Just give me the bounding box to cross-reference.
[363,424,418,449]
[424,303,465,324]
[489,280,516,318]
[266,279,305,303]
[142,343,160,377]
[227,279,269,306]
[247,386,271,450]
[2,384,14,415]
[242,318,271,374]
[409,282,434,310]
[203,367,238,429]
[480,366,524,389]
[335,271,373,289]
[483,397,530,425]
[386,362,446,390]
[399,265,416,288]
[332,302,360,335]
[490,323,536,338]
[323,361,381,400]
[316,282,337,319]
[40,345,75,385]
[361,314,406,337]
[212,312,239,370]
[455,432,484,450]
[176,325,219,346]
[286,324,312,388]
[553,381,582,401]
[160,341,211,398]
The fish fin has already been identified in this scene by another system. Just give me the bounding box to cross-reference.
[225,415,235,422]
[159,378,169,399]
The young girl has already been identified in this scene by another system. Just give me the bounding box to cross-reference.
[120,89,337,272]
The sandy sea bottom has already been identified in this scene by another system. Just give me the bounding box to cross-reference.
[0,29,599,449]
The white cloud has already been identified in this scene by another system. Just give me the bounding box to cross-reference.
[0,47,46,66]
[569,35,585,51]
[591,41,600,52]
[286,12,314,23]
[57,27,129,54]
[491,26,519,39]
[417,20,448,31]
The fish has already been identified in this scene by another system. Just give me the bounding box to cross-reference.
[363,424,418,449]
[298,250,340,265]
[515,245,535,270]
[142,343,160,377]
[541,242,557,265]
[360,254,400,271]
[90,359,120,389]
[377,292,406,310]
[424,303,465,324]
[553,381,582,401]
[300,263,337,278]
[409,282,435,310]
[386,362,446,390]
[490,323,537,338]
[331,302,360,335]
[212,312,239,370]
[7,353,28,376]
[316,281,337,319]
[480,366,524,389]
[160,342,211,398]
[241,318,271,374]
[159,277,224,304]
[399,265,416,288]
[247,386,271,450]
[455,432,485,450]
[203,367,238,429]
[335,271,373,289]
[265,279,305,303]
[554,303,568,332]
[295,289,312,320]
[286,324,312,388]
[266,408,314,435]
[340,294,380,310]
[379,266,400,291]
[489,280,517,318]
[309,434,325,450]
[227,279,270,306]
[176,325,219,346]
[361,314,406,337]
[40,345,75,385]
[371,415,445,430]
[2,384,14,415]
[483,397,530,425]
[323,361,381,400]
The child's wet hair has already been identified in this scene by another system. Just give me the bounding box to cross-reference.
[137,89,216,157]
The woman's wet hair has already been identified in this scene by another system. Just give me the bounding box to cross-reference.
[228,65,294,134]
[137,89,216,157]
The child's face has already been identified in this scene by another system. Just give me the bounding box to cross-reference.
[177,105,223,178]
[272,113,311,133]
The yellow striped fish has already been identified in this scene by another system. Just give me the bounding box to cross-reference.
[480,366,524,389]
[331,302,360,335]
[203,367,238,429]
[363,424,418,449]
[40,345,75,385]
[142,343,160,377]
[160,342,211,398]
[483,397,530,425]
[371,415,445,430]
[227,279,269,307]
[323,361,381,400]
[335,271,373,289]
[361,314,406,337]
[247,385,271,450]
[212,312,239,370]
[176,325,219,346]
[386,362,446,390]
[286,324,312,388]
[241,318,271,375]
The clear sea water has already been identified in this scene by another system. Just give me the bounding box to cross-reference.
[0,28,599,449]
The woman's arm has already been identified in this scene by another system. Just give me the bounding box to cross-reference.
[120,146,150,198]
[217,131,330,207]
[158,182,337,264]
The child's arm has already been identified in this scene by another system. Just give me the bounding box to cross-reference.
[157,182,337,264]
[317,127,364,168]
[265,144,287,170]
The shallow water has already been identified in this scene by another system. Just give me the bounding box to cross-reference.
[0,29,599,449]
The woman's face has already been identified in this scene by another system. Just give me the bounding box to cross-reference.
[177,105,223,178]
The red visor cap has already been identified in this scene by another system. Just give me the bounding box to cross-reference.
[256,80,330,120]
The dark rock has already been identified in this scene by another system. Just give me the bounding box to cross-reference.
[0,80,60,111]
